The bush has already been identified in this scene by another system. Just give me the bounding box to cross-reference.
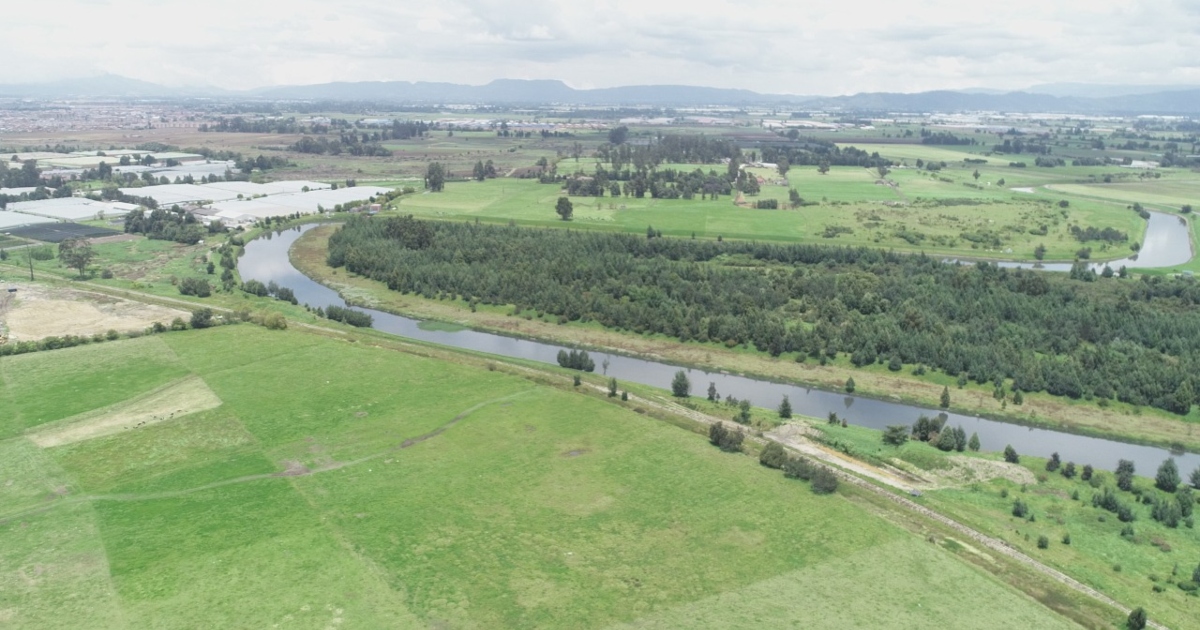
[1004,445,1019,464]
[178,277,211,297]
[189,308,215,329]
[1037,535,1049,549]
[783,456,814,481]
[810,467,839,495]
[708,422,744,453]
[759,442,788,469]
[1012,499,1030,518]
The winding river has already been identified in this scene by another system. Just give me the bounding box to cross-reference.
[240,224,1200,475]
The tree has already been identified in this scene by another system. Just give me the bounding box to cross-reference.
[973,169,981,181]
[671,370,691,398]
[707,382,718,402]
[1004,445,1019,464]
[788,188,803,208]
[777,157,790,177]
[425,162,446,192]
[817,160,830,175]
[1012,499,1029,518]
[1034,244,1046,260]
[940,386,950,409]
[58,238,95,278]
[968,432,981,451]
[883,424,909,446]
[844,377,855,393]
[1046,452,1061,472]
[777,395,792,419]
[1082,464,1094,481]
[608,377,618,397]
[555,196,573,221]
[1191,465,1200,489]
[472,160,486,181]
[1117,459,1135,491]
[1156,458,1181,493]
[607,125,629,145]
[735,399,752,424]
[1062,461,1077,479]
[935,429,957,452]
[1126,607,1146,630]
[1037,535,1049,549]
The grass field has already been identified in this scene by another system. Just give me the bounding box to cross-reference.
[391,171,1147,260]
[0,324,1083,628]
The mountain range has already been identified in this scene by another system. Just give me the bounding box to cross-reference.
[2,75,1199,114]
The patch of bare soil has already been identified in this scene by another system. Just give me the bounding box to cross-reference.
[275,460,312,477]
[26,376,222,448]
[1,282,188,342]
[940,456,1038,486]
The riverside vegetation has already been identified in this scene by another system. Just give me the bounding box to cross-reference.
[327,215,1199,418]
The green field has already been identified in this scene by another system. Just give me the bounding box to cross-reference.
[0,325,1082,628]
[391,170,1146,261]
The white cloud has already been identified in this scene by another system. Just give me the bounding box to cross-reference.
[1,0,1198,93]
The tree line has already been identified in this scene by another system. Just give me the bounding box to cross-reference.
[327,216,1200,414]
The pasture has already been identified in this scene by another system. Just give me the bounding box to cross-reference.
[392,170,1147,260]
[0,324,1080,629]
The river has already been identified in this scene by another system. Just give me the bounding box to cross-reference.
[239,224,1200,476]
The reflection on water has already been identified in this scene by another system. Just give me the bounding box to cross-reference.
[239,224,1200,474]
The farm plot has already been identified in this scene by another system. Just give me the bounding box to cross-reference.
[0,325,1080,629]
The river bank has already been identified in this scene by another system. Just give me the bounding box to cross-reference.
[284,223,1200,454]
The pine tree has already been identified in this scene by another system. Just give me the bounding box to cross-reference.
[608,377,618,397]
[968,432,981,451]
[940,386,950,409]
[845,377,855,393]
[1126,607,1146,630]
[1191,465,1200,490]
[778,395,792,419]
[1156,458,1181,493]
[1046,452,1061,472]
[707,381,718,402]
[1004,445,1019,464]
[671,370,691,398]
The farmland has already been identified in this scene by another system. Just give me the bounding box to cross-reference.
[0,324,1087,629]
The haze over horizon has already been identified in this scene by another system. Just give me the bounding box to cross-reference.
[4,0,1200,96]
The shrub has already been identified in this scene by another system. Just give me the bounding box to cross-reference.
[708,422,744,453]
[811,467,839,495]
[1037,535,1049,549]
[178,277,212,298]
[190,308,215,329]
[324,305,374,328]
[759,442,788,469]
[1004,445,1019,464]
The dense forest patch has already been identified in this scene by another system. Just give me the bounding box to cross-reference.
[328,215,1200,415]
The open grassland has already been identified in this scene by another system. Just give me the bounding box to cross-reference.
[0,325,1082,629]
[392,172,1146,260]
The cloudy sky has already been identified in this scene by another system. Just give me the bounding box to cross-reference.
[3,0,1199,94]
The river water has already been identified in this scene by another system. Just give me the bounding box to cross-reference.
[239,225,1200,475]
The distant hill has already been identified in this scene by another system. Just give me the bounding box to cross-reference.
[3,75,1200,113]
[1024,82,1200,98]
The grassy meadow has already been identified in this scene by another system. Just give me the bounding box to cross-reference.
[0,324,1085,629]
